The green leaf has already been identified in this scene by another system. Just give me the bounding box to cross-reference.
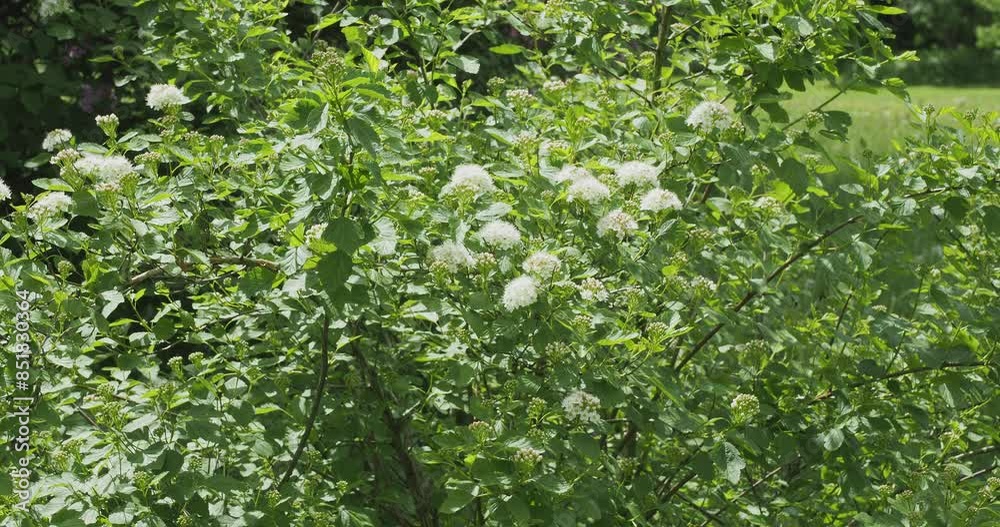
[822,428,845,451]
[100,290,124,319]
[718,442,745,484]
[864,6,906,15]
[490,44,526,55]
[755,43,776,62]
[440,481,479,513]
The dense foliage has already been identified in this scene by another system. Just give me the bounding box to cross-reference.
[1,1,998,526]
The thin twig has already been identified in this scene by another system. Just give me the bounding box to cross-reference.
[675,215,863,371]
[279,314,331,488]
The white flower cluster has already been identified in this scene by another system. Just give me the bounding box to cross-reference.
[550,164,590,184]
[522,251,561,279]
[74,154,135,192]
[640,188,682,212]
[561,390,601,424]
[28,192,73,220]
[596,209,638,239]
[440,164,497,198]
[686,101,735,132]
[38,0,73,19]
[567,177,610,204]
[542,79,567,93]
[42,129,73,152]
[0,178,11,203]
[730,393,760,424]
[476,220,521,249]
[577,277,608,302]
[146,84,190,111]
[506,88,535,105]
[502,275,538,311]
[429,241,475,272]
[304,222,327,244]
[614,161,659,187]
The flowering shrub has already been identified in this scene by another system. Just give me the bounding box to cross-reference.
[0,0,998,526]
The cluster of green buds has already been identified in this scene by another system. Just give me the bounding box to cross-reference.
[804,111,823,129]
[982,476,1000,498]
[312,41,346,80]
[750,163,769,181]
[544,341,571,362]
[505,88,536,107]
[56,259,75,279]
[469,420,492,443]
[95,114,119,139]
[134,470,152,492]
[542,79,568,97]
[50,449,71,471]
[637,50,656,79]
[188,453,204,472]
[571,314,592,334]
[527,397,547,420]
[266,489,282,509]
[168,356,184,377]
[740,339,769,356]
[730,393,760,425]
[474,251,496,272]
[487,77,507,95]
[686,225,714,249]
[96,401,125,429]
[513,447,543,470]
[645,321,671,343]
[690,275,717,298]
[96,382,117,403]
[512,130,539,152]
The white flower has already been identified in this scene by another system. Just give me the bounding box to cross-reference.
[0,179,11,203]
[74,154,135,180]
[28,192,73,220]
[38,0,73,19]
[686,101,735,132]
[51,148,80,166]
[614,161,659,187]
[429,241,475,272]
[542,79,567,93]
[42,129,73,152]
[522,251,561,279]
[577,277,608,302]
[561,390,601,424]
[550,165,590,184]
[502,275,538,311]
[506,88,535,104]
[753,196,783,215]
[146,84,190,111]
[596,209,638,239]
[304,222,327,244]
[440,164,497,198]
[567,177,610,204]
[640,188,682,212]
[476,220,521,250]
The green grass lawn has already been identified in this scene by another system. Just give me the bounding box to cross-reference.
[781,85,999,158]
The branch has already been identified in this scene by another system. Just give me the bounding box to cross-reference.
[809,361,986,404]
[279,315,331,488]
[128,256,279,287]
[677,492,728,526]
[675,215,863,371]
[350,326,439,527]
[696,464,789,527]
[651,6,672,92]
